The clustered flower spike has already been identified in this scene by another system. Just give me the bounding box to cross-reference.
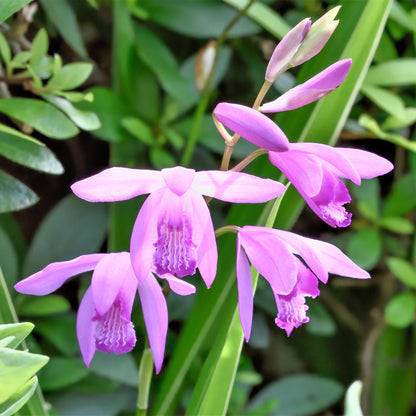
[14,7,394,373]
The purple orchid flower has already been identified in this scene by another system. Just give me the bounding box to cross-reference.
[213,105,393,227]
[236,226,370,339]
[14,252,195,373]
[71,166,286,287]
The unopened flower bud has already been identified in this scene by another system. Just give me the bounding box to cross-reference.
[291,6,341,67]
[195,41,216,91]
[265,18,311,83]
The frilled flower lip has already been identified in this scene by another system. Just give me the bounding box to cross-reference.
[13,252,191,374]
[213,103,290,152]
[236,226,370,340]
[71,166,286,286]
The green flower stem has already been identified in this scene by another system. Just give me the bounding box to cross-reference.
[136,342,154,416]
[215,225,240,238]
[252,80,272,110]
[231,148,268,172]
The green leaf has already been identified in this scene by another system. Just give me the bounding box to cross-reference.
[38,0,87,57]
[224,0,291,39]
[0,0,33,24]
[382,108,416,130]
[344,381,363,416]
[389,1,416,33]
[384,173,416,216]
[361,84,406,118]
[0,98,79,139]
[306,300,337,337]
[19,295,71,316]
[364,58,416,86]
[30,28,49,70]
[379,217,414,234]
[121,117,154,146]
[246,374,344,416]
[9,51,31,70]
[385,292,416,328]
[0,322,34,349]
[39,357,88,391]
[387,257,416,289]
[149,147,176,169]
[75,87,133,142]
[0,31,11,67]
[0,170,38,213]
[350,179,380,221]
[46,63,93,91]
[138,0,261,39]
[43,95,101,131]
[0,347,48,402]
[0,226,19,288]
[0,376,38,416]
[347,228,382,270]
[135,24,193,106]
[0,126,63,174]
[23,194,108,276]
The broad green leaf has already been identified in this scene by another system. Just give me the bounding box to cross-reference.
[138,0,261,39]
[384,173,416,216]
[135,24,193,106]
[224,0,291,39]
[149,147,176,169]
[46,63,93,91]
[9,51,31,70]
[0,226,18,288]
[0,322,33,349]
[344,381,363,416]
[0,128,63,174]
[373,32,398,63]
[19,295,71,316]
[364,58,416,86]
[361,84,406,119]
[306,300,336,337]
[379,217,414,234]
[0,98,79,139]
[347,228,382,270]
[38,0,87,57]
[38,357,88,391]
[382,108,416,130]
[30,28,48,70]
[0,347,48,402]
[0,376,38,416]
[350,178,380,221]
[0,0,33,23]
[246,374,344,416]
[76,87,132,142]
[43,95,100,131]
[23,194,108,276]
[121,117,154,146]
[0,32,11,67]
[0,170,38,213]
[387,257,416,289]
[385,292,416,328]
[389,1,416,33]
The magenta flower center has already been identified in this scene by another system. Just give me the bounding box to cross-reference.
[154,212,197,277]
[275,293,309,336]
[94,301,136,355]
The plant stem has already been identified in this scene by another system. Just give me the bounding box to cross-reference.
[136,342,154,416]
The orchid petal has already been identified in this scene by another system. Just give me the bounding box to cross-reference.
[91,252,129,316]
[340,148,394,179]
[236,234,254,341]
[14,254,105,295]
[269,151,323,197]
[289,142,361,185]
[193,170,286,203]
[117,264,139,320]
[131,189,164,283]
[261,59,352,113]
[213,103,289,152]
[265,18,311,82]
[76,287,96,367]
[159,273,196,296]
[239,227,297,295]
[189,190,217,288]
[161,166,195,196]
[137,273,168,374]
[71,167,164,202]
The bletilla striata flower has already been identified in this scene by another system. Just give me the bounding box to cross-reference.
[214,104,393,227]
[71,166,286,287]
[236,226,370,339]
[14,252,195,372]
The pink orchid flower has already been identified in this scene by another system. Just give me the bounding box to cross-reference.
[214,105,393,227]
[14,252,195,373]
[236,226,370,339]
[71,166,286,286]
